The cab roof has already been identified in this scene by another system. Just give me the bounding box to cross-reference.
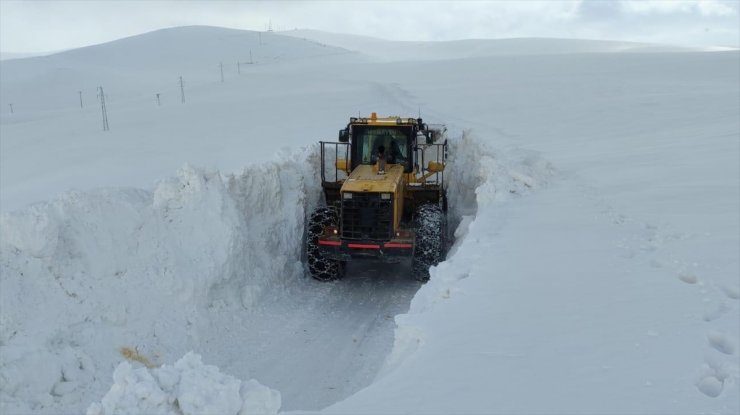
[349,112,420,127]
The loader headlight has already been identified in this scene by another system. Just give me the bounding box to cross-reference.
[343,192,353,199]
[395,230,412,238]
[381,193,391,200]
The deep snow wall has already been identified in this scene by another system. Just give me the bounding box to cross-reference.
[376,131,555,376]
[0,146,322,413]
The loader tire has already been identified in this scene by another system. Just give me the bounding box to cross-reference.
[412,204,445,282]
[306,207,345,281]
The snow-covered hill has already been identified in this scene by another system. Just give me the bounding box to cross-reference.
[0,26,357,114]
[1,26,738,414]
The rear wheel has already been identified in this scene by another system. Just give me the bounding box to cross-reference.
[306,207,345,281]
[412,204,445,282]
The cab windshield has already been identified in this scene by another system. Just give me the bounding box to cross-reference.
[352,126,410,170]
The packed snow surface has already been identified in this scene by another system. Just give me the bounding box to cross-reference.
[1,26,738,414]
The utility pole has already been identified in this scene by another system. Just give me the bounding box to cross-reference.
[156,93,161,106]
[179,76,185,103]
[98,86,109,131]
[250,50,253,64]
[79,91,83,108]
[220,62,224,83]
[9,104,13,114]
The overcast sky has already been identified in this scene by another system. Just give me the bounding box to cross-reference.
[1,0,738,52]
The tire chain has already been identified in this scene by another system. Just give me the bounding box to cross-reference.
[306,207,343,281]
[412,204,445,281]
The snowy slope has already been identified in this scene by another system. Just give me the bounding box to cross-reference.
[1,26,738,414]
[0,52,53,61]
[0,26,365,212]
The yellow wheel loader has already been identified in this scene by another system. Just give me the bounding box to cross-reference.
[306,113,448,282]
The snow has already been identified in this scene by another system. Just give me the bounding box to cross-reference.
[85,352,280,415]
[1,26,738,414]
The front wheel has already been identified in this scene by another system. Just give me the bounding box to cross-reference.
[306,207,345,281]
[412,204,445,282]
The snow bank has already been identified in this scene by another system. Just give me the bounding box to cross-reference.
[86,352,280,415]
[0,146,320,413]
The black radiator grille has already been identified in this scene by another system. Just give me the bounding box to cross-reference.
[341,193,393,240]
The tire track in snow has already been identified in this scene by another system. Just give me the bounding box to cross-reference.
[200,262,421,411]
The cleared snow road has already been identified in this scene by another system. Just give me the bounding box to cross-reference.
[196,262,421,411]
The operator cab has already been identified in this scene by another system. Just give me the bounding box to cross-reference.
[350,125,413,173]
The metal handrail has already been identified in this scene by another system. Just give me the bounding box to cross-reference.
[415,140,447,186]
[319,141,350,184]
[321,139,446,187]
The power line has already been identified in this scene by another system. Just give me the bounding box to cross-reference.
[179,76,185,103]
[98,86,109,131]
